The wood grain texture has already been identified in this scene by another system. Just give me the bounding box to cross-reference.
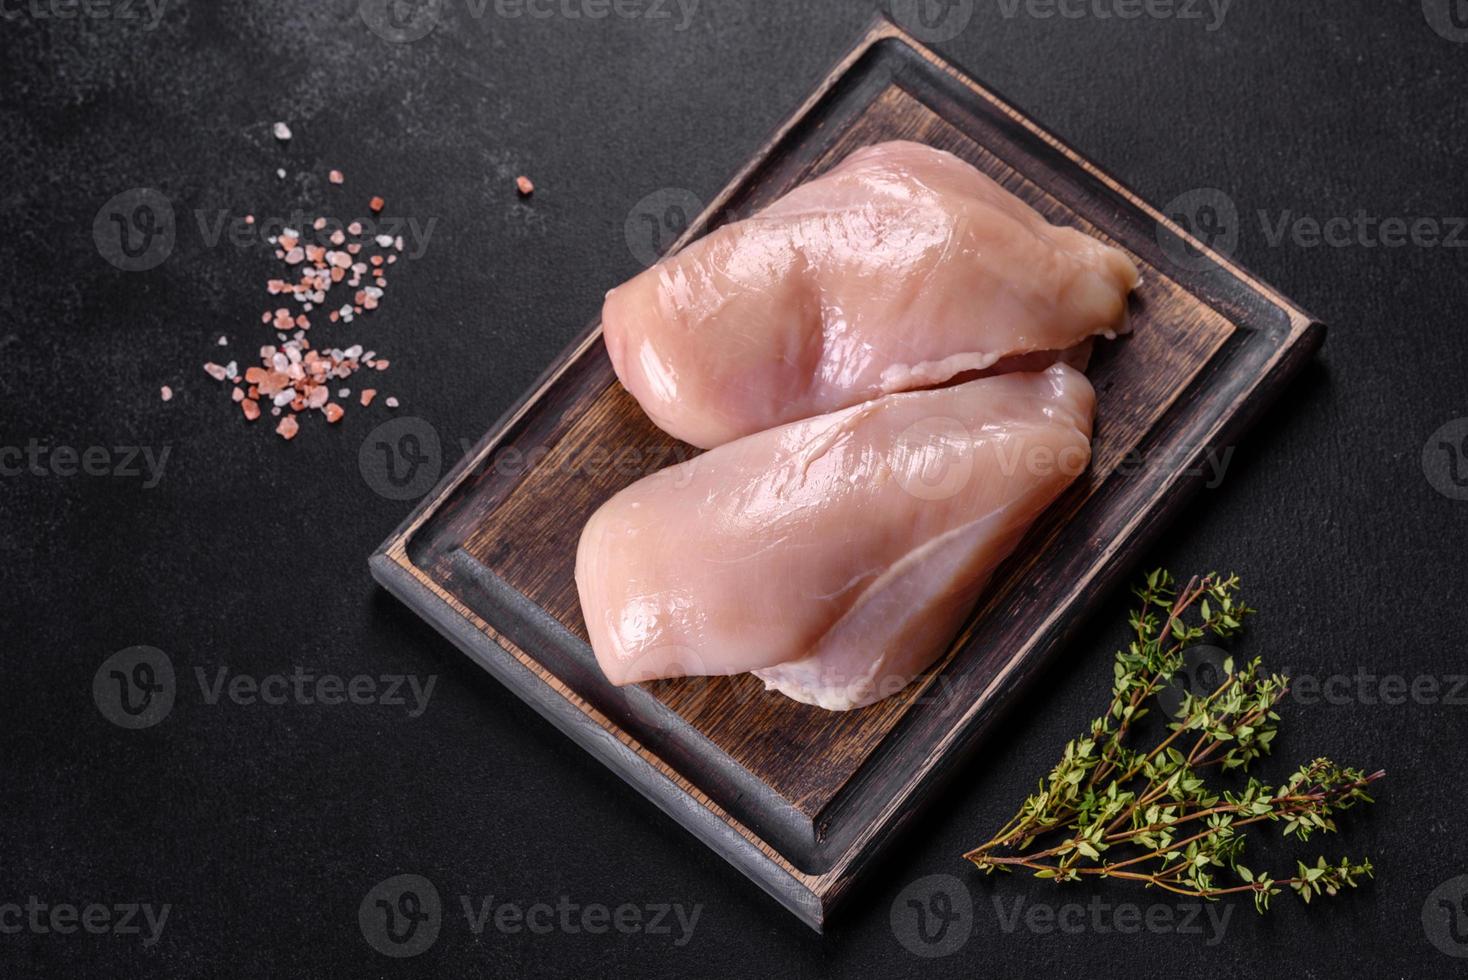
[371,15,1322,931]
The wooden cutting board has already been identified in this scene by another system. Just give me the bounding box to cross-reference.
[371,15,1322,932]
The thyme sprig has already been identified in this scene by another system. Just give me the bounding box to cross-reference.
[965,570,1383,913]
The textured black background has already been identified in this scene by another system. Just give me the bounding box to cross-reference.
[3,0,1467,976]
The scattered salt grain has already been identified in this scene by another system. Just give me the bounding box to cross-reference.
[329,169,344,185]
[160,386,173,402]
[273,122,293,141]
[516,175,534,196]
[198,184,408,441]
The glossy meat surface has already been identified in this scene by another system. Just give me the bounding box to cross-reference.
[602,140,1137,448]
[574,364,1095,708]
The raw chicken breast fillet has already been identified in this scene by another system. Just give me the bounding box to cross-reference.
[574,363,1095,710]
[602,140,1137,448]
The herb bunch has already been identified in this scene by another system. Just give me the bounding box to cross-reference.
[965,570,1383,913]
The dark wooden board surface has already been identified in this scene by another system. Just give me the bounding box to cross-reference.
[371,16,1321,931]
